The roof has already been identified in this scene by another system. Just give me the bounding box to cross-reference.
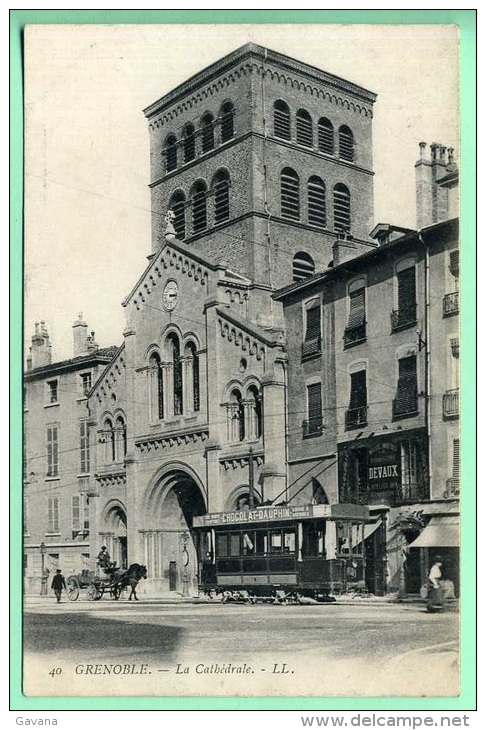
[24,346,119,380]
[143,43,377,120]
[273,218,459,302]
[216,307,285,348]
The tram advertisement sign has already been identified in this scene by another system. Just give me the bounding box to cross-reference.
[193,504,333,527]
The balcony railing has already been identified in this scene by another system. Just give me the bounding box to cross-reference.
[302,417,323,438]
[392,392,418,419]
[345,406,368,430]
[443,291,459,317]
[443,388,459,418]
[445,478,460,498]
[301,336,322,359]
[390,305,417,332]
[343,323,366,348]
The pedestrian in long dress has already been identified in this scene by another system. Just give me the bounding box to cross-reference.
[427,555,444,612]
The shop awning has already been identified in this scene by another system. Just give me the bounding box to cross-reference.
[409,515,460,548]
[364,520,382,540]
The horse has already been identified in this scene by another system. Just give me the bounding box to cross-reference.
[110,563,148,601]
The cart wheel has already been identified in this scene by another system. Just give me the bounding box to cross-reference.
[87,584,102,601]
[66,576,80,602]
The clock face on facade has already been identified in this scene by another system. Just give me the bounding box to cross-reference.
[162,280,179,311]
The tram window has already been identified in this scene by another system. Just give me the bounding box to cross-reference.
[269,530,283,554]
[283,529,296,554]
[230,533,240,557]
[217,533,228,558]
[199,531,212,560]
[303,522,326,557]
[243,531,255,555]
[255,530,266,555]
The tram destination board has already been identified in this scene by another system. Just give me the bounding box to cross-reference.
[193,503,369,528]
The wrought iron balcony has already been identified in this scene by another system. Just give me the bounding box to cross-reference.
[443,291,459,317]
[343,323,366,348]
[392,392,418,419]
[443,388,459,418]
[390,305,417,332]
[301,336,322,359]
[302,417,324,438]
[445,478,460,498]
[345,406,368,430]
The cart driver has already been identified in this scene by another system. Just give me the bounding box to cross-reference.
[97,546,114,572]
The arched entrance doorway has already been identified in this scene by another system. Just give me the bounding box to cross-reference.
[100,501,128,569]
[143,464,206,594]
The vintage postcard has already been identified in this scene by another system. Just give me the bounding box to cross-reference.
[17,16,474,705]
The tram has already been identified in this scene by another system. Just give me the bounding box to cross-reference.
[193,502,369,601]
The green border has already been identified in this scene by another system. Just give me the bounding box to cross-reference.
[10,9,476,712]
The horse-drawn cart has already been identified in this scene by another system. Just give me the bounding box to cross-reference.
[66,564,147,601]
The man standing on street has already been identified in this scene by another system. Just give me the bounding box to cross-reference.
[51,568,66,603]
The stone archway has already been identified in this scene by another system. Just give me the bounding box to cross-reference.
[100,501,128,569]
[142,464,206,594]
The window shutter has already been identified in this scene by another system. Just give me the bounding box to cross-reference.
[308,177,326,227]
[72,496,80,531]
[452,438,460,478]
[305,306,321,341]
[296,111,313,147]
[307,383,322,421]
[349,370,367,409]
[397,267,416,314]
[347,289,365,328]
[449,250,459,279]
[395,356,417,414]
[281,169,300,220]
[318,119,334,155]
[274,102,291,140]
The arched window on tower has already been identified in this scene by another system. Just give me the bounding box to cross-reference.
[274,100,291,140]
[280,167,300,220]
[334,184,351,233]
[190,180,208,234]
[183,124,196,163]
[296,109,313,147]
[185,341,200,413]
[201,113,215,153]
[212,169,230,224]
[318,118,334,155]
[228,388,245,442]
[307,176,326,228]
[103,418,116,464]
[168,190,186,239]
[115,415,127,461]
[149,352,164,421]
[164,135,177,173]
[220,102,235,143]
[247,385,262,439]
[292,252,315,282]
[168,333,183,416]
[338,125,354,162]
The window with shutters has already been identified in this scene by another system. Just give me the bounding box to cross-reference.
[46,380,58,405]
[303,382,323,438]
[346,370,368,429]
[344,281,366,347]
[333,184,351,232]
[169,191,186,239]
[307,176,326,228]
[212,169,230,223]
[391,264,417,331]
[191,180,208,233]
[46,425,59,477]
[338,125,354,161]
[220,102,235,143]
[296,109,313,147]
[80,372,92,397]
[201,113,215,153]
[446,438,460,497]
[183,124,196,163]
[79,421,90,474]
[318,118,334,155]
[149,352,164,422]
[393,355,418,418]
[47,496,60,534]
[292,252,315,282]
[274,100,291,140]
[281,168,300,220]
[165,135,177,173]
[443,249,459,317]
[72,495,89,533]
[302,304,321,359]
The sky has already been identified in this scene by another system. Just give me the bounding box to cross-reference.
[23,23,459,361]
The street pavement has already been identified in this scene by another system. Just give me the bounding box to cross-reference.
[22,597,460,698]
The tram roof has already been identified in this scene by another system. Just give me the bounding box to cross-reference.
[193,503,369,528]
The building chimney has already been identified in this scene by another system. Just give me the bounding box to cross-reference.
[73,313,89,356]
[86,330,98,352]
[332,235,357,266]
[415,142,450,228]
[28,320,52,369]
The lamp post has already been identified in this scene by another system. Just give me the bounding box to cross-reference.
[39,542,47,596]
[181,531,190,597]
